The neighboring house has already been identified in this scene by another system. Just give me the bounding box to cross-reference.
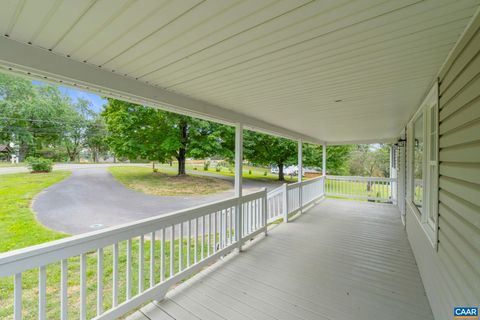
[0,144,12,161]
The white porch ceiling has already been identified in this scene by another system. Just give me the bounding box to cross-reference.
[0,0,478,143]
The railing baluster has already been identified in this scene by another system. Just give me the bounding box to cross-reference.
[214,211,217,252]
[14,273,22,320]
[150,231,155,287]
[170,225,174,277]
[179,222,183,272]
[187,221,191,267]
[112,243,118,307]
[160,229,165,282]
[228,208,233,244]
[97,248,104,316]
[126,239,132,300]
[208,213,212,256]
[61,259,68,320]
[202,215,205,259]
[80,253,87,320]
[139,235,144,293]
[220,210,224,248]
[39,265,46,320]
[194,218,198,263]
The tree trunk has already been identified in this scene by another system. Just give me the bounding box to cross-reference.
[18,142,28,162]
[278,163,285,181]
[177,120,188,176]
[177,151,186,175]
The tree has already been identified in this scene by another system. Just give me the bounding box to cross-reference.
[60,98,96,161]
[243,131,296,181]
[102,99,229,175]
[0,74,72,160]
[84,115,109,162]
[303,144,354,175]
[348,144,391,177]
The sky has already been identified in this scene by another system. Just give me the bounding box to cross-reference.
[32,80,107,113]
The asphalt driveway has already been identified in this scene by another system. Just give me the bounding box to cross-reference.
[32,167,282,234]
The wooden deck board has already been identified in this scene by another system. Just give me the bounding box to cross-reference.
[134,199,433,320]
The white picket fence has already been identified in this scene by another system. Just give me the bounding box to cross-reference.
[325,175,396,202]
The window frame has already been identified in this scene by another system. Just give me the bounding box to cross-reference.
[407,82,439,249]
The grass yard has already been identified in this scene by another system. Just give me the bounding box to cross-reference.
[109,166,231,196]
[0,236,212,319]
[0,171,71,252]
[158,162,298,183]
[325,179,392,201]
[0,171,219,319]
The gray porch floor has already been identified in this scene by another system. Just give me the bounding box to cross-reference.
[129,199,433,320]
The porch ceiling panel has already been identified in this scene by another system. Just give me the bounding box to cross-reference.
[0,0,478,143]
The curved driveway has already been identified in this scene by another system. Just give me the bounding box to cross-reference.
[32,167,281,234]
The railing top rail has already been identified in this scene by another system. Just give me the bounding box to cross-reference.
[241,188,267,202]
[326,175,396,182]
[267,185,284,197]
[286,175,324,190]
[0,189,266,276]
[300,175,324,186]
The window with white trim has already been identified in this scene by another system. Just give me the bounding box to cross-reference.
[408,82,439,247]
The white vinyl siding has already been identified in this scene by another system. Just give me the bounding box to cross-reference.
[406,10,480,320]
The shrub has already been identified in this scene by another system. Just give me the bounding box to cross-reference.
[203,161,210,171]
[26,157,53,173]
[194,167,197,170]
[264,171,267,176]
[248,169,252,175]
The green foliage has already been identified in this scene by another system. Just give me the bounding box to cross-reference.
[0,73,110,162]
[102,99,230,175]
[348,144,390,177]
[303,143,354,175]
[25,156,53,173]
[203,161,210,171]
[243,130,296,180]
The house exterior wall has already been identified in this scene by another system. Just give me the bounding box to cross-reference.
[405,10,480,320]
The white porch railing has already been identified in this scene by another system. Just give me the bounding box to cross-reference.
[0,190,268,320]
[267,176,326,223]
[325,175,396,202]
[1,174,386,319]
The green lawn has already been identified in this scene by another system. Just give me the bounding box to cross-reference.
[109,166,231,196]
[158,163,298,183]
[0,171,219,319]
[325,179,392,201]
[0,171,71,252]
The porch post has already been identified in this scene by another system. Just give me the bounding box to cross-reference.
[234,123,243,250]
[322,143,327,176]
[322,142,327,197]
[298,140,303,213]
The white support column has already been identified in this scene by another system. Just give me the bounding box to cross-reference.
[322,142,327,197]
[298,141,303,183]
[234,123,243,197]
[298,140,303,213]
[234,123,243,250]
[322,143,327,176]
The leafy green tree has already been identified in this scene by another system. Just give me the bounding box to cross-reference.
[348,144,390,177]
[303,144,354,175]
[0,74,72,160]
[84,115,109,162]
[102,99,229,175]
[243,131,296,181]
